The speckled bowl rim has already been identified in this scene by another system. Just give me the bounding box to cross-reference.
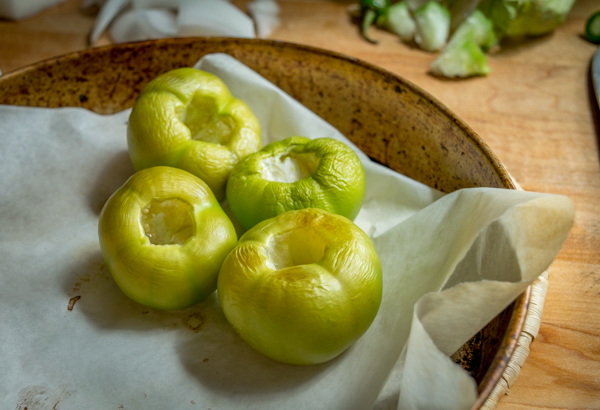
[0,37,529,409]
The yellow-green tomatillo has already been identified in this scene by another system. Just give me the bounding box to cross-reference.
[98,166,237,310]
[226,137,366,230]
[127,67,262,201]
[217,208,382,365]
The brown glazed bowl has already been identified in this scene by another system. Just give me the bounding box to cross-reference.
[0,37,527,408]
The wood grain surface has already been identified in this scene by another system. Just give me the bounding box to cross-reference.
[1,0,599,408]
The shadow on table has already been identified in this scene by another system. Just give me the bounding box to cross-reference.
[587,58,600,161]
[493,34,554,57]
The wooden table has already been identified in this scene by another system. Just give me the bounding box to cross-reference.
[1,0,598,408]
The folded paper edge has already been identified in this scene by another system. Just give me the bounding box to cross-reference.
[478,177,555,410]
[396,178,573,410]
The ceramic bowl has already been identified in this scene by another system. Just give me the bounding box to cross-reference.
[0,37,528,408]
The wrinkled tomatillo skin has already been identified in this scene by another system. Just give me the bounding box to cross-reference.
[127,68,262,201]
[98,167,237,310]
[226,137,366,230]
[217,208,382,365]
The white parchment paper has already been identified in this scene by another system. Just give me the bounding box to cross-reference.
[0,54,573,410]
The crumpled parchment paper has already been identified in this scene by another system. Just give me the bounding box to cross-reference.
[87,0,281,44]
[0,53,574,410]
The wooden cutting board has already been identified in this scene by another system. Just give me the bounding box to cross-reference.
[0,0,599,408]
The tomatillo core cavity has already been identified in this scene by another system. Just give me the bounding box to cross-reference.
[226,137,366,230]
[127,67,262,201]
[217,208,383,365]
[98,166,237,310]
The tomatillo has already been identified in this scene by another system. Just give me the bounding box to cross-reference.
[98,166,237,310]
[226,137,366,230]
[127,67,262,201]
[217,208,382,365]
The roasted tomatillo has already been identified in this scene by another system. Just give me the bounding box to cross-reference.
[127,68,262,201]
[217,208,382,365]
[98,166,237,310]
[226,137,366,230]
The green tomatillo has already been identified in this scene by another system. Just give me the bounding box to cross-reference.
[217,208,383,365]
[98,166,237,310]
[226,137,366,231]
[127,67,262,201]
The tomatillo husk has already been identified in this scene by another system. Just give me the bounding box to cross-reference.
[98,166,237,310]
[127,67,262,201]
[226,137,366,230]
[217,208,383,365]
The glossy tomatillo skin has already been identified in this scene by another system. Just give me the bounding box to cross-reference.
[127,68,262,201]
[99,166,237,310]
[217,208,382,365]
[226,137,366,230]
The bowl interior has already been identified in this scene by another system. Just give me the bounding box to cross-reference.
[0,37,525,407]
